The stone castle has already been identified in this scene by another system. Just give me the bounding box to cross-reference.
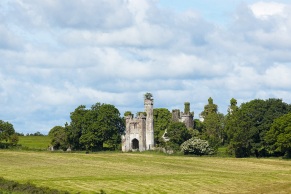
[122,94,194,152]
[172,102,194,129]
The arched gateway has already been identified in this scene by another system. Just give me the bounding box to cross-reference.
[132,138,139,150]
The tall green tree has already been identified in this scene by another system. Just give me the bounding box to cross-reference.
[224,98,239,144]
[65,103,125,151]
[49,126,68,151]
[0,120,16,143]
[265,113,291,158]
[75,103,125,151]
[226,98,291,157]
[165,122,191,150]
[0,120,18,148]
[67,105,89,150]
[200,97,224,148]
[153,108,172,146]
[94,103,125,150]
[200,97,218,118]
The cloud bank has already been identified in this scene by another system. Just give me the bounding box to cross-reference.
[1,0,291,133]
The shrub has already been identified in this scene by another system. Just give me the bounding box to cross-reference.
[181,138,214,156]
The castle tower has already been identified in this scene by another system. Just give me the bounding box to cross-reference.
[180,102,194,129]
[144,96,154,150]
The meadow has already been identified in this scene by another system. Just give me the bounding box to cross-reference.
[18,136,51,150]
[0,150,290,194]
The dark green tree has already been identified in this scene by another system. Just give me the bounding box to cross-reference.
[200,97,218,118]
[94,103,125,150]
[49,126,68,151]
[200,97,224,149]
[77,103,125,151]
[65,103,125,151]
[226,98,291,157]
[153,108,172,147]
[193,119,204,132]
[224,98,239,144]
[67,105,89,150]
[9,133,19,146]
[165,122,191,150]
[265,112,291,158]
[0,120,16,143]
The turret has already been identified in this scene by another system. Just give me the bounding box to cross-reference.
[144,93,154,150]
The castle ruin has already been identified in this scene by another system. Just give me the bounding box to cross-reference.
[122,94,154,152]
[122,95,194,152]
[172,102,194,129]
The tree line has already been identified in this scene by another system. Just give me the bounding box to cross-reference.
[140,97,291,158]
[1,96,290,158]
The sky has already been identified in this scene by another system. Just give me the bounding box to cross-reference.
[1,0,291,134]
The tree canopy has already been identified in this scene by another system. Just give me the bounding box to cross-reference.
[265,112,291,158]
[225,98,291,157]
[153,108,172,146]
[49,103,125,151]
[200,98,224,149]
[0,120,16,143]
[165,122,191,150]
[0,120,18,148]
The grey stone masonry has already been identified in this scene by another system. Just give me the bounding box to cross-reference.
[122,96,154,152]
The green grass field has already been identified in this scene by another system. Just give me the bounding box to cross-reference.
[18,136,51,150]
[0,150,290,194]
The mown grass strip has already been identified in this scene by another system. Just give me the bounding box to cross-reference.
[0,151,290,193]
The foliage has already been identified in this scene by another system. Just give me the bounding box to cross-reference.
[67,105,89,150]
[225,98,291,157]
[181,137,214,155]
[193,119,204,132]
[0,120,16,143]
[26,131,45,136]
[0,120,18,148]
[9,134,19,146]
[144,92,153,100]
[153,108,172,146]
[265,112,291,158]
[200,98,224,149]
[184,102,190,114]
[49,126,68,151]
[0,177,69,194]
[200,97,218,118]
[124,111,132,117]
[66,103,125,151]
[165,122,191,150]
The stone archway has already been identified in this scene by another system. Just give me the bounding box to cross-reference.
[132,138,139,150]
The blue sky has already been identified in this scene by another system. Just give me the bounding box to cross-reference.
[1,0,291,134]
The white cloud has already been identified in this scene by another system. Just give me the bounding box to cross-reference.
[1,0,291,133]
[263,64,291,89]
[250,1,286,19]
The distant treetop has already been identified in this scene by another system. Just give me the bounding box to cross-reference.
[144,93,153,100]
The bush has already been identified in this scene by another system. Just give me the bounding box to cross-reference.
[181,138,214,156]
